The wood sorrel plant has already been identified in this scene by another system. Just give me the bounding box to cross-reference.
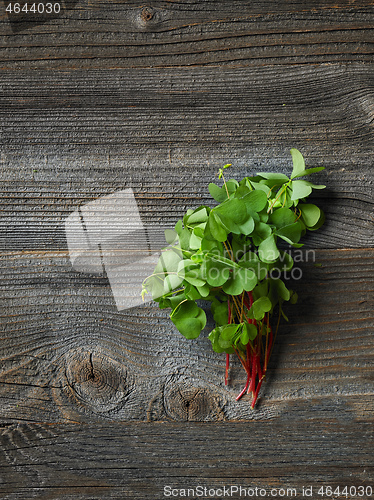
[142,149,326,408]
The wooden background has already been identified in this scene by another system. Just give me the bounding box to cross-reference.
[0,1,373,498]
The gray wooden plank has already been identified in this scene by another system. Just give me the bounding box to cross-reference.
[1,63,373,249]
[1,65,374,151]
[1,1,373,494]
[0,248,373,423]
[0,420,372,499]
[0,159,372,249]
[1,0,373,67]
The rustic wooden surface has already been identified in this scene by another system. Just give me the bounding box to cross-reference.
[0,421,373,499]
[0,0,373,498]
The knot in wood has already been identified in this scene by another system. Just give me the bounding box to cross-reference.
[64,348,133,413]
[141,7,154,22]
[135,6,162,31]
[163,382,224,422]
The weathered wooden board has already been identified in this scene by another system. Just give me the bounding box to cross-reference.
[1,248,373,423]
[0,421,373,499]
[1,0,373,67]
[1,64,374,153]
[1,64,374,251]
[1,0,373,497]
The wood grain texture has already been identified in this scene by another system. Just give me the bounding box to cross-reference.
[0,0,373,68]
[0,420,373,499]
[1,64,374,250]
[1,248,373,423]
[0,149,372,250]
[1,64,374,151]
[1,0,374,495]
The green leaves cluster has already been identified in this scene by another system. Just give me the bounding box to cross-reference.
[142,149,326,354]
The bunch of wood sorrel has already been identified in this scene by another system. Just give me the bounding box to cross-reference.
[142,149,326,408]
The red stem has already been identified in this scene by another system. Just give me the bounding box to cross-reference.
[225,353,229,386]
[267,330,273,362]
[231,291,268,405]
[251,376,264,409]
[236,368,251,401]
[248,351,257,395]
[246,344,252,372]
[257,353,263,381]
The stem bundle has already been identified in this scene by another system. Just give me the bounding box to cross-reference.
[227,291,276,408]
